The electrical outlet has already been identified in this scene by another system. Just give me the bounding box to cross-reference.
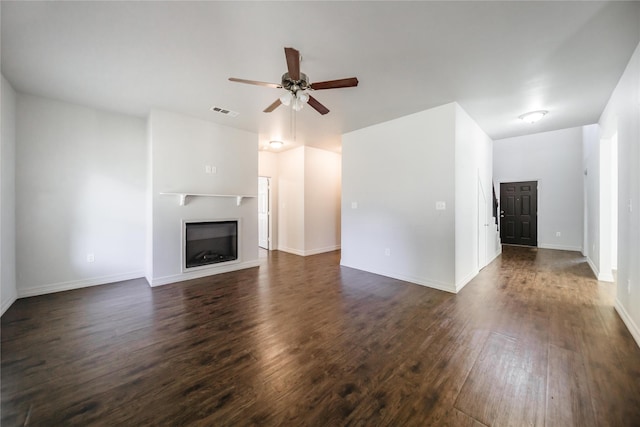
[556,232,561,237]
[384,248,391,256]
[351,202,358,209]
[87,253,95,263]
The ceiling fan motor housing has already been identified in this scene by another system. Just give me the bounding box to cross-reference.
[281,72,310,93]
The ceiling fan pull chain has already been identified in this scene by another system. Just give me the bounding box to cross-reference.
[291,106,297,142]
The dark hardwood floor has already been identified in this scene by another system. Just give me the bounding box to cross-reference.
[2,246,640,426]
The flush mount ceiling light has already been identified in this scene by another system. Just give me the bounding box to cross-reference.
[519,110,548,124]
[269,140,284,149]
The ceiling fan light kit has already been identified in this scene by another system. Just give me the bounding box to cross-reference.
[296,90,310,103]
[279,91,292,106]
[229,47,358,115]
[292,98,305,112]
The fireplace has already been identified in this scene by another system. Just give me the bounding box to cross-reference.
[184,220,238,269]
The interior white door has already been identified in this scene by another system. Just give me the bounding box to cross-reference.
[258,177,270,249]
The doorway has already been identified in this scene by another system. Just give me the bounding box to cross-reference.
[478,178,487,269]
[258,177,271,250]
[500,181,538,247]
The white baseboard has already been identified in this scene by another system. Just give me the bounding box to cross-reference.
[587,257,616,283]
[587,256,599,278]
[585,256,614,282]
[150,259,260,287]
[339,261,456,294]
[277,245,340,257]
[455,269,479,293]
[598,271,615,282]
[302,245,341,256]
[276,246,305,256]
[1,292,17,316]
[615,298,640,349]
[538,243,583,252]
[487,245,502,265]
[17,271,145,298]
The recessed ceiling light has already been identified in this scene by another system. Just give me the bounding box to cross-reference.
[519,110,548,124]
[269,140,284,149]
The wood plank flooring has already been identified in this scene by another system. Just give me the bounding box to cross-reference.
[2,246,640,426]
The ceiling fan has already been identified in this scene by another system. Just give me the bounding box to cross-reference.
[229,47,358,115]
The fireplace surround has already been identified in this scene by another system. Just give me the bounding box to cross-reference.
[183,220,238,270]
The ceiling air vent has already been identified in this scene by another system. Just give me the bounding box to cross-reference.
[210,106,239,117]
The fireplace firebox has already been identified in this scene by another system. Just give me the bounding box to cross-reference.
[184,220,238,269]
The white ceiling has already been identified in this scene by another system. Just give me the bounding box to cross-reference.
[2,1,639,152]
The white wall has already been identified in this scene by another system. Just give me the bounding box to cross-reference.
[454,104,495,289]
[1,75,17,315]
[494,127,584,251]
[276,147,305,255]
[145,115,154,283]
[148,109,259,286]
[583,124,600,272]
[304,147,341,255]
[600,42,640,347]
[15,94,147,296]
[597,134,615,282]
[342,103,457,292]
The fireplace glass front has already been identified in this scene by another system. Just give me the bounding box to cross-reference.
[185,221,238,268]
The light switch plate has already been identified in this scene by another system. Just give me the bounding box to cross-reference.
[436,201,446,210]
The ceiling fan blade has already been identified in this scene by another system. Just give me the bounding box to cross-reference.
[229,78,282,89]
[307,95,330,115]
[284,47,300,81]
[263,99,282,113]
[311,77,359,90]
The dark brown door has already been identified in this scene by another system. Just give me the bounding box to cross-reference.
[500,181,537,246]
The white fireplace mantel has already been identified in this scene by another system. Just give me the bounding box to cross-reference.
[160,192,256,206]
